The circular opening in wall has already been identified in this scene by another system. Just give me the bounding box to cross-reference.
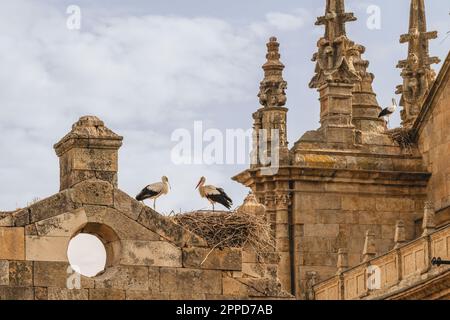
[67,233,107,277]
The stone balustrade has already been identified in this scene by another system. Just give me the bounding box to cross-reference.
[314,224,450,300]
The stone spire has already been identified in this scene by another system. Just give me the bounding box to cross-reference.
[362,230,376,262]
[422,201,436,236]
[309,0,360,88]
[336,248,349,275]
[252,37,289,167]
[396,0,440,128]
[394,220,407,249]
[258,37,287,109]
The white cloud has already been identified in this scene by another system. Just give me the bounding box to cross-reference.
[250,8,311,37]
[266,11,306,31]
[0,0,261,212]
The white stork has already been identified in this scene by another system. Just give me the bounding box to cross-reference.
[195,176,233,211]
[136,176,171,210]
[378,98,398,127]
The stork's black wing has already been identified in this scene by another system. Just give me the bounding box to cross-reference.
[207,188,233,210]
[136,187,159,201]
[378,108,390,118]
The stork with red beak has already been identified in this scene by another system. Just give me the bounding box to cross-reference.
[136,176,171,210]
[195,176,233,211]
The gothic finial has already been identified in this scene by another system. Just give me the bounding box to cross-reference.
[362,230,376,262]
[396,0,441,128]
[258,37,287,108]
[422,201,436,236]
[394,220,407,249]
[309,0,360,88]
[316,0,356,40]
[336,248,349,275]
[237,192,266,216]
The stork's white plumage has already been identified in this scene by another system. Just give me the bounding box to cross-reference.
[195,176,233,211]
[378,98,398,127]
[136,176,170,210]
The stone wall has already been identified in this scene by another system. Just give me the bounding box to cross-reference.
[416,53,450,226]
[0,189,288,300]
[290,153,429,297]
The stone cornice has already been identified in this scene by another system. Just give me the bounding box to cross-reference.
[233,165,430,188]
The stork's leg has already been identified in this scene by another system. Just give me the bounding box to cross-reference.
[153,199,156,210]
[212,203,215,212]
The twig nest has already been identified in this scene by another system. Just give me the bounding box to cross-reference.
[237,193,266,216]
[172,210,274,262]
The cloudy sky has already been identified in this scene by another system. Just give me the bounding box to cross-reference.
[0,0,449,215]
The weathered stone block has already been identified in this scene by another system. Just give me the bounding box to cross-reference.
[25,224,38,236]
[303,224,339,237]
[35,209,87,237]
[148,267,160,293]
[34,287,48,300]
[34,261,69,287]
[8,261,33,287]
[12,209,30,227]
[29,190,79,223]
[169,293,207,300]
[71,148,118,172]
[0,287,34,300]
[242,263,265,278]
[25,235,69,262]
[238,278,286,298]
[126,291,169,300]
[90,288,125,300]
[84,206,160,241]
[160,268,222,295]
[94,266,149,291]
[375,197,415,212]
[114,189,145,220]
[342,196,377,211]
[0,227,25,260]
[72,180,114,206]
[0,261,9,285]
[121,240,182,267]
[48,288,89,300]
[182,248,242,271]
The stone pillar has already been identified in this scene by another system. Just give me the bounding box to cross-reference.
[394,220,407,249]
[318,82,356,146]
[336,248,349,275]
[362,230,376,262]
[54,116,123,191]
[422,201,436,236]
[273,191,292,294]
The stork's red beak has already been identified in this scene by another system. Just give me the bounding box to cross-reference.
[195,179,202,189]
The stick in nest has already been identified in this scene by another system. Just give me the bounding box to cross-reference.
[387,128,415,151]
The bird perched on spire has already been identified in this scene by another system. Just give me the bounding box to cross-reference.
[378,98,398,127]
[136,176,171,210]
[195,176,233,211]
